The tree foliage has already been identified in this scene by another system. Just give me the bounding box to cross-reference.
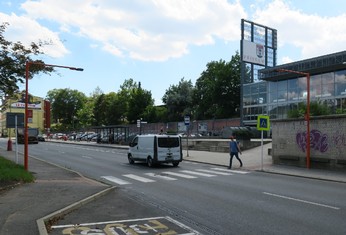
[127,82,154,123]
[0,22,53,97]
[162,78,194,121]
[193,53,241,119]
[46,88,87,130]
[288,101,332,118]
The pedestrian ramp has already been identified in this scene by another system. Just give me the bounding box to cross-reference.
[101,168,249,185]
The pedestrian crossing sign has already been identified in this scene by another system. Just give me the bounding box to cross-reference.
[257,115,270,131]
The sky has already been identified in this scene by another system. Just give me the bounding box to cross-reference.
[1,0,346,105]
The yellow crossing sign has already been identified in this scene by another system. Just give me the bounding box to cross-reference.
[257,115,270,131]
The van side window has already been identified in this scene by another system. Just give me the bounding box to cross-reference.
[158,137,179,148]
[132,137,138,146]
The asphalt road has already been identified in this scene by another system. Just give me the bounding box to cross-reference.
[7,141,346,235]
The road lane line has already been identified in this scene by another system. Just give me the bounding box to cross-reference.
[196,169,233,175]
[101,176,131,185]
[162,172,198,179]
[263,192,340,210]
[123,174,156,183]
[144,173,177,181]
[180,170,216,177]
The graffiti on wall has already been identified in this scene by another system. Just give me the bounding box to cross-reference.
[296,129,328,153]
[332,131,346,148]
[296,129,346,153]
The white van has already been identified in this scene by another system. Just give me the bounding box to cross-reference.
[128,134,183,167]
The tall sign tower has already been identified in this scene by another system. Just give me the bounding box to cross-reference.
[240,19,277,126]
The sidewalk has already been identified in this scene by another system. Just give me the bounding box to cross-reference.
[0,140,345,235]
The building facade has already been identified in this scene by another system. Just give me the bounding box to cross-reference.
[242,51,346,126]
[1,91,51,136]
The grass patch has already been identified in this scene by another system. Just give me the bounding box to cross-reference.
[0,156,34,183]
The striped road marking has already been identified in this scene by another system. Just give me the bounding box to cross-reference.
[211,168,249,174]
[144,173,177,181]
[162,171,198,179]
[179,170,216,177]
[101,176,131,185]
[196,169,233,175]
[123,174,156,183]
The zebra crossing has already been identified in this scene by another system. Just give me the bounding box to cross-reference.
[101,167,249,185]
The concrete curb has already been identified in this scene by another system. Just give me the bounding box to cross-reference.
[37,186,116,235]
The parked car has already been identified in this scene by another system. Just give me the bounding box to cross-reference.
[37,135,45,142]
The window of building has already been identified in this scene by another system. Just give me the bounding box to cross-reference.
[335,70,346,96]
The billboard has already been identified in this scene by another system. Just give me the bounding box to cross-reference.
[242,40,265,66]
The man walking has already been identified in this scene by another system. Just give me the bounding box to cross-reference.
[229,136,243,169]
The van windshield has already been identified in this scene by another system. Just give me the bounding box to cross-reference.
[158,137,179,148]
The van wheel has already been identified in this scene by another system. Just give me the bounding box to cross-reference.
[128,154,135,164]
[147,157,154,167]
[172,162,179,167]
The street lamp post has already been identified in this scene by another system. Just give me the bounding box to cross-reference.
[24,61,83,171]
[276,68,310,169]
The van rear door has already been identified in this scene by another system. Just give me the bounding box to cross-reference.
[156,136,181,162]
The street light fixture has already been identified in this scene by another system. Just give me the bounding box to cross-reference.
[24,61,83,171]
[276,68,310,169]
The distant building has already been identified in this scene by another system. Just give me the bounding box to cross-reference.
[240,50,346,126]
[0,91,51,136]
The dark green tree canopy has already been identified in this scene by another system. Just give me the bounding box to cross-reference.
[46,88,87,130]
[193,53,241,119]
[162,78,194,121]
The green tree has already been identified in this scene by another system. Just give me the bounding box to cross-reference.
[0,23,53,97]
[193,52,241,119]
[46,88,87,131]
[127,82,154,123]
[77,97,95,128]
[162,78,194,121]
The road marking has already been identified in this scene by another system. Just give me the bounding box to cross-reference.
[101,176,131,185]
[162,171,198,179]
[263,192,340,210]
[81,155,92,159]
[51,216,201,234]
[123,174,156,183]
[180,170,216,177]
[211,168,248,174]
[196,169,233,175]
[144,173,177,181]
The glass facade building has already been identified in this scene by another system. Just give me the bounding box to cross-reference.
[242,51,346,126]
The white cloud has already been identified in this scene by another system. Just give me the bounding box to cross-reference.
[1,12,69,58]
[252,0,346,59]
[281,56,294,64]
[18,0,247,61]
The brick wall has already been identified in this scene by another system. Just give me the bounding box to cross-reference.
[272,115,346,170]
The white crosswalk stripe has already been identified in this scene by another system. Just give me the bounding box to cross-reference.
[196,169,233,175]
[101,176,131,185]
[101,167,249,185]
[179,170,216,177]
[144,173,177,181]
[211,168,249,174]
[123,174,156,183]
[162,171,198,179]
